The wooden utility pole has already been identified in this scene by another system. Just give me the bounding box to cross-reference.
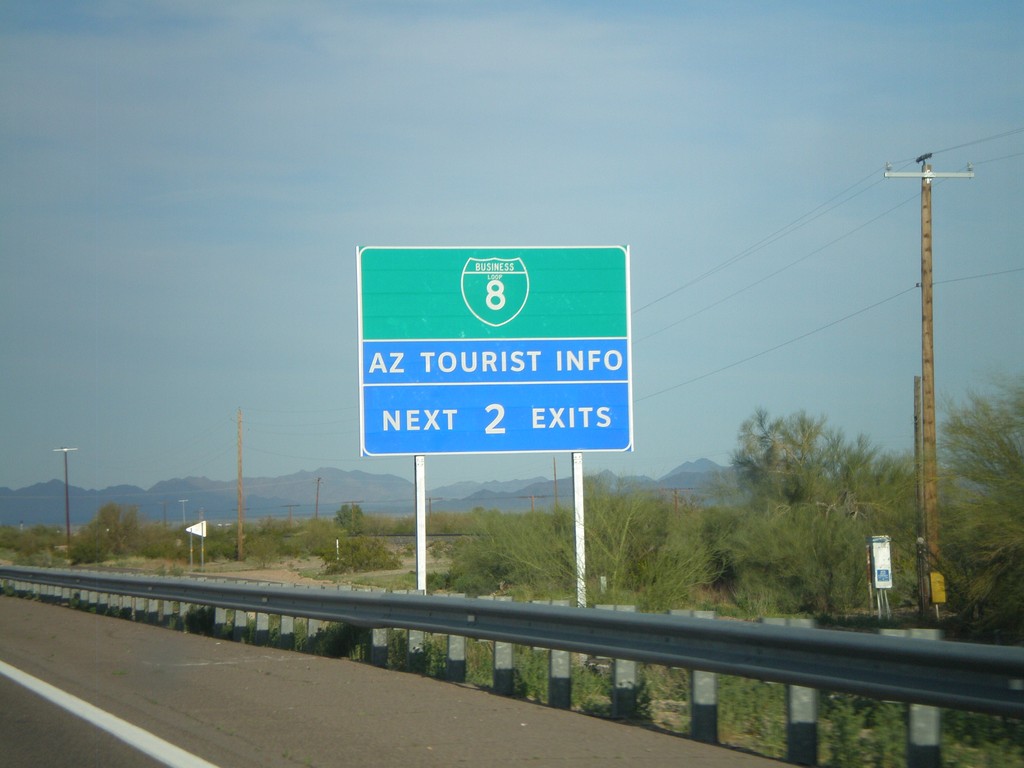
[920,164,939,567]
[237,408,244,560]
[53,447,77,550]
[314,476,322,519]
[886,157,973,600]
[914,375,929,613]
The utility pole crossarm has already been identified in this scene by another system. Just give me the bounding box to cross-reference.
[884,162,974,180]
[884,170,975,179]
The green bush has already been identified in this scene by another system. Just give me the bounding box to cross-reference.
[0,525,65,562]
[446,482,722,608]
[941,377,1024,641]
[321,536,401,574]
[70,503,142,564]
[68,535,110,565]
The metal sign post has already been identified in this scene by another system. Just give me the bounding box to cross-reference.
[414,455,426,592]
[186,520,207,572]
[868,535,893,619]
[572,452,586,607]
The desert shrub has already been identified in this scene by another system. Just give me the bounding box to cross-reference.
[941,376,1024,641]
[446,483,719,608]
[136,524,179,560]
[0,525,65,561]
[447,506,575,598]
[321,536,401,574]
[70,503,142,563]
[245,532,281,568]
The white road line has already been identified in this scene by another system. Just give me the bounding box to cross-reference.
[0,659,220,768]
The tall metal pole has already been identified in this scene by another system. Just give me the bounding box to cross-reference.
[178,498,188,525]
[314,476,322,520]
[53,447,77,550]
[237,408,244,560]
[885,158,973,601]
[552,457,558,509]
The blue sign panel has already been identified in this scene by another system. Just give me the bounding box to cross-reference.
[357,246,633,456]
[361,339,629,386]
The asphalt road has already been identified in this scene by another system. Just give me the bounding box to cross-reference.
[0,597,782,767]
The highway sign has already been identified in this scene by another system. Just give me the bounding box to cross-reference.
[186,521,207,538]
[357,246,633,456]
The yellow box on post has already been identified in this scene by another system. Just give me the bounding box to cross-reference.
[929,572,947,604]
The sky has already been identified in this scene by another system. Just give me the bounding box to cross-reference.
[1,1,1022,498]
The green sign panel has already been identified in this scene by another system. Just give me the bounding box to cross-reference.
[359,246,629,340]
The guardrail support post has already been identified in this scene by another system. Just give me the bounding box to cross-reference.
[214,606,228,637]
[447,633,466,682]
[304,618,321,653]
[445,594,467,682]
[882,628,942,768]
[599,605,638,718]
[371,628,389,667]
[763,617,818,765]
[161,598,174,627]
[548,647,572,709]
[548,600,572,709]
[233,610,248,642]
[279,615,295,649]
[255,612,270,645]
[407,629,425,672]
[483,596,515,695]
[493,639,514,695]
[672,610,719,743]
[908,628,942,768]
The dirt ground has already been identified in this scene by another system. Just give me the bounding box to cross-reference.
[1,548,443,590]
[135,549,444,591]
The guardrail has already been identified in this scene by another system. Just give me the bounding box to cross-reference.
[3,565,1022,765]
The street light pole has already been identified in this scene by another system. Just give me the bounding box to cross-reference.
[179,499,188,526]
[53,447,78,551]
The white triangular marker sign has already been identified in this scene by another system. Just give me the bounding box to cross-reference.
[186,520,207,538]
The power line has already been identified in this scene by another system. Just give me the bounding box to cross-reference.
[972,150,1024,166]
[636,262,1022,404]
[891,126,1024,164]
[634,127,1022,323]
[632,167,885,316]
[637,187,921,343]
[637,286,918,403]
[936,266,1024,285]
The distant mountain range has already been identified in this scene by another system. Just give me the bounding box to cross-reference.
[0,460,726,527]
